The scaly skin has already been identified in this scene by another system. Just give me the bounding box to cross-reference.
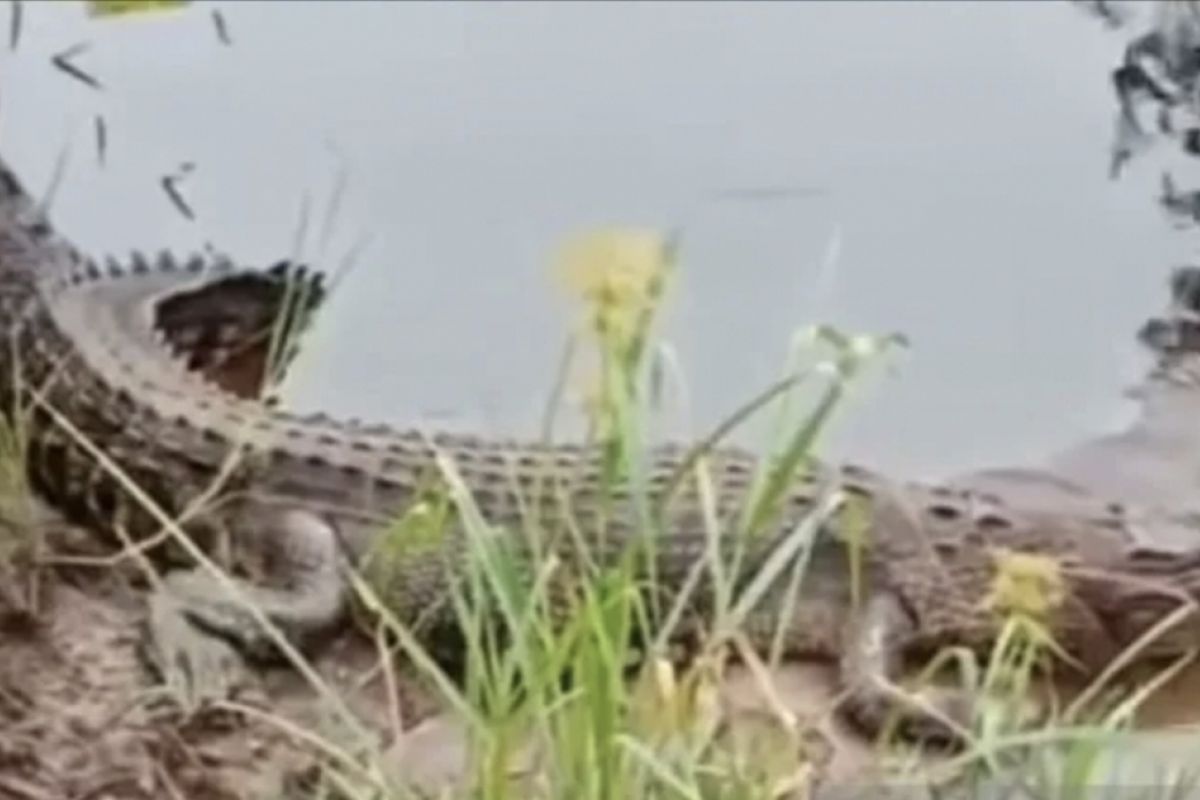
[5,154,1200,743]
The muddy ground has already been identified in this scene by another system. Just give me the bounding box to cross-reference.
[5,505,1200,800]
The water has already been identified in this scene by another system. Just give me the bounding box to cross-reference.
[0,0,1186,478]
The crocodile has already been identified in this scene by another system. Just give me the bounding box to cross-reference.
[956,266,1200,552]
[5,154,1200,743]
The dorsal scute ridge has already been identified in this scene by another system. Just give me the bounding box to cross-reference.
[63,268,84,288]
[210,252,235,273]
[129,251,150,275]
[266,260,327,297]
[184,252,205,274]
[266,407,404,440]
[155,250,177,273]
[104,255,124,279]
[88,249,312,290]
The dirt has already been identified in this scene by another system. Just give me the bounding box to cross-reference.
[5,505,1200,800]
[0,506,436,800]
[0,542,835,798]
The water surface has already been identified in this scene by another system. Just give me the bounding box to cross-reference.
[0,0,1182,478]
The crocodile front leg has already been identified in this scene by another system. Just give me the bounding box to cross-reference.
[143,509,347,705]
[837,592,974,743]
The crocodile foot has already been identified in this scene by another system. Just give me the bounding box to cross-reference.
[139,525,348,707]
[834,590,1033,745]
[142,580,256,711]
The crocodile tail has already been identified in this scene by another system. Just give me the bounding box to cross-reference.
[62,247,330,401]
[0,150,329,400]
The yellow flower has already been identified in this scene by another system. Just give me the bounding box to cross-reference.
[983,549,1067,621]
[554,229,671,346]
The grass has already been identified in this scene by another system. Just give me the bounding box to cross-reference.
[5,227,1200,800]
[327,229,880,799]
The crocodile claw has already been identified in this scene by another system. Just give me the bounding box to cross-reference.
[142,583,254,711]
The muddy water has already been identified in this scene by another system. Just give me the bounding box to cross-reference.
[0,1,1183,481]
